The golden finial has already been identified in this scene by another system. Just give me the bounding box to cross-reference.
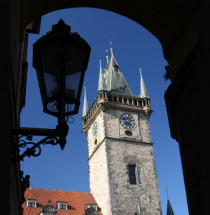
[110,48,113,56]
[106,55,109,64]
[105,49,109,63]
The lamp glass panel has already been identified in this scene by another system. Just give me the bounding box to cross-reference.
[64,43,86,100]
[65,72,81,101]
[39,42,61,100]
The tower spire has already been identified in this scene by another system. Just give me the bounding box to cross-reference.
[97,60,106,92]
[105,46,132,95]
[82,47,161,215]
[139,68,149,98]
[82,86,89,118]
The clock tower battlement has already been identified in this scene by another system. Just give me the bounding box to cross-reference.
[82,48,162,215]
[82,90,152,134]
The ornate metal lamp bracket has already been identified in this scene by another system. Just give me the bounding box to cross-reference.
[11,122,69,163]
[18,135,59,161]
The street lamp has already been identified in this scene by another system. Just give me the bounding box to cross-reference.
[11,19,91,162]
[33,19,90,117]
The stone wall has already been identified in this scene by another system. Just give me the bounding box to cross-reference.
[87,108,162,215]
[88,111,112,215]
[89,141,113,215]
[106,139,162,215]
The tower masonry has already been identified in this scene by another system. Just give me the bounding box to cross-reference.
[82,49,162,215]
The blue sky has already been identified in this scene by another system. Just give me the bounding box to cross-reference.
[20,8,188,215]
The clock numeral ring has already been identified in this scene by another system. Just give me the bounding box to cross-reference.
[119,113,136,129]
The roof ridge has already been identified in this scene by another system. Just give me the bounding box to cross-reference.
[27,187,91,194]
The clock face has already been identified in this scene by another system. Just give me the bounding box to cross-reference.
[92,122,98,139]
[119,113,136,130]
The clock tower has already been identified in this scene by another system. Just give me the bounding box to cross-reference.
[82,49,162,215]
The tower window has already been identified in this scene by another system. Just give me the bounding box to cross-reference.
[128,164,137,184]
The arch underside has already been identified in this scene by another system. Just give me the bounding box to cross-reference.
[22,0,197,69]
[18,1,201,215]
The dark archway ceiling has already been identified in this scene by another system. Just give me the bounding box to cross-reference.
[21,0,198,61]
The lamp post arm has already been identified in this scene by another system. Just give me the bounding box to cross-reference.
[18,136,59,161]
[10,122,69,163]
[11,127,60,136]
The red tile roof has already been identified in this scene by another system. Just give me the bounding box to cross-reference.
[23,188,102,215]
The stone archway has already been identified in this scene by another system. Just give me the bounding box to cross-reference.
[9,1,203,214]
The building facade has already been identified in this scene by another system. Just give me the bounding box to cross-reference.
[82,49,162,215]
[23,188,101,215]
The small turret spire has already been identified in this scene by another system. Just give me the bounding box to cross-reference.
[97,60,106,92]
[110,47,114,57]
[166,187,175,215]
[166,186,169,200]
[139,68,149,98]
[105,49,109,64]
[82,87,89,118]
[106,55,109,64]
[110,41,113,57]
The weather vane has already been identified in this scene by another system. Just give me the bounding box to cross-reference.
[109,41,114,56]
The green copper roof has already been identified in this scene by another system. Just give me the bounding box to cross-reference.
[82,87,89,118]
[97,60,106,92]
[139,68,149,98]
[103,49,132,95]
